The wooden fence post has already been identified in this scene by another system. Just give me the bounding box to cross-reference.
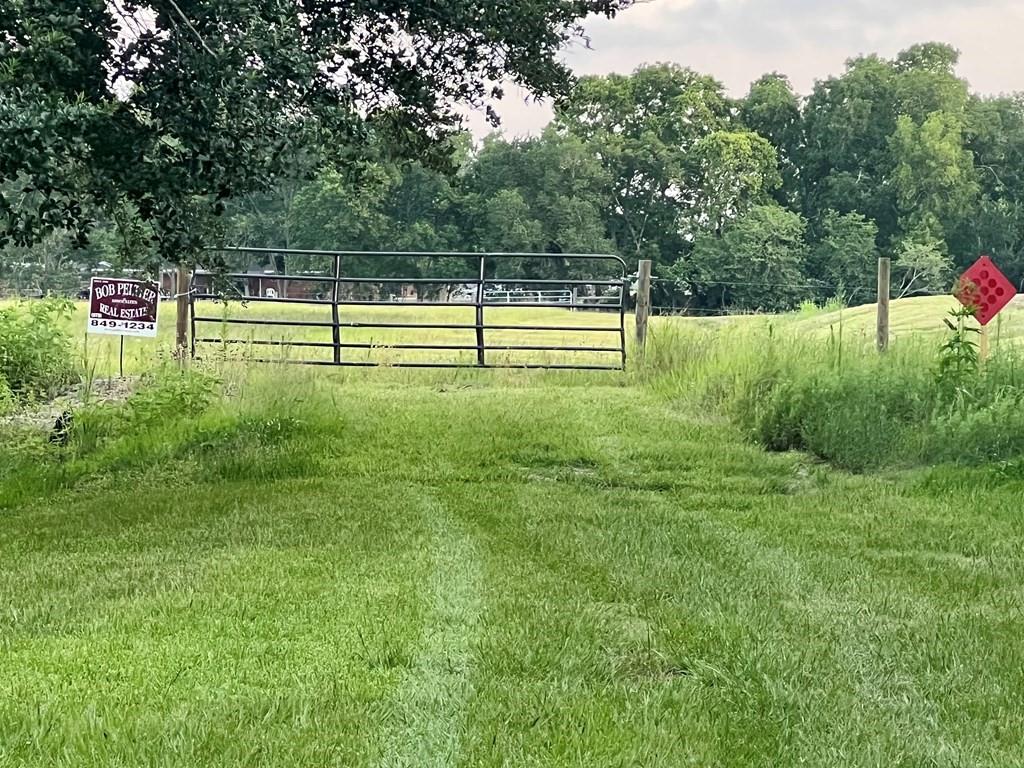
[636,259,652,354]
[876,257,890,352]
[175,264,190,364]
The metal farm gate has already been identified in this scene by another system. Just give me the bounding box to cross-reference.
[189,248,629,370]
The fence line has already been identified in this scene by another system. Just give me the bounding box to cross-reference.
[190,249,629,371]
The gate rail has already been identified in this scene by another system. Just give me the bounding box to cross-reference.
[190,248,628,370]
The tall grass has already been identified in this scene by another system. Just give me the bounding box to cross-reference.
[7,295,1024,476]
[641,317,1024,472]
[0,362,343,508]
[0,299,77,406]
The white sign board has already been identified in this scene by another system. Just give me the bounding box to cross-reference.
[87,277,160,338]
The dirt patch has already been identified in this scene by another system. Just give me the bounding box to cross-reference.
[1,377,137,433]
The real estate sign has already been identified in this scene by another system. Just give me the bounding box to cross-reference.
[87,277,160,338]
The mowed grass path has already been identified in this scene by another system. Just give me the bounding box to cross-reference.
[2,373,1024,766]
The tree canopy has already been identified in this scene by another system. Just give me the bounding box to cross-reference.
[0,0,632,267]
[6,37,1024,315]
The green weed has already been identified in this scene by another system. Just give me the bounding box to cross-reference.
[0,298,76,399]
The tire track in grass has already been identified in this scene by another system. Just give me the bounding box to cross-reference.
[374,491,482,768]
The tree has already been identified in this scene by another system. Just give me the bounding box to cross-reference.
[801,54,899,242]
[470,189,545,255]
[893,43,969,122]
[808,211,879,302]
[676,205,810,312]
[461,130,614,274]
[382,162,463,253]
[952,94,1024,281]
[893,237,955,299]
[287,163,414,279]
[0,231,83,295]
[555,64,733,266]
[688,130,781,236]
[741,74,802,205]
[0,0,634,271]
[890,111,978,246]
[222,181,305,269]
[800,43,977,254]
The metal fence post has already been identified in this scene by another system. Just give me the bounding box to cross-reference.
[332,254,342,364]
[620,277,629,370]
[476,255,487,366]
[635,259,653,354]
[188,269,197,359]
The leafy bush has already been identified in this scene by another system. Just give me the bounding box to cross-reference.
[124,368,219,426]
[0,299,76,399]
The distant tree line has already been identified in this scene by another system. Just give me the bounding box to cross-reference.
[6,41,1024,312]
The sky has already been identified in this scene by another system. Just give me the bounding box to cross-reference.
[464,0,1024,139]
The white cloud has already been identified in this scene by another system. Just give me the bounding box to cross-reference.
[463,0,1024,139]
[610,0,703,28]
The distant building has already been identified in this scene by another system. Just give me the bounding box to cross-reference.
[161,264,330,300]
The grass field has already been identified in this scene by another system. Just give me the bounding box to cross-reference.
[74,299,628,376]
[789,295,1024,342]
[73,293,1024,378]
[3,298,1024,766]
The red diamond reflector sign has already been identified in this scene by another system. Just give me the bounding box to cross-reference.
[955,256,1017,326]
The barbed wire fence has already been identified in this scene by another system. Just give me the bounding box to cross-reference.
[644,274,959,318]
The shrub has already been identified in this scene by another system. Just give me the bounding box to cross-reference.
[0,299,76,399]
[928,393,1024,465]
[124,368,219,426]
[797,296,846,317]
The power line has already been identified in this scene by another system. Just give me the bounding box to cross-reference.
[648,275,957,300]
[649,275,875,292]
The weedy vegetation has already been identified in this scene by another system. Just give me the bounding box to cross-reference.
[0,299,76,411]
[643,302,1024,472]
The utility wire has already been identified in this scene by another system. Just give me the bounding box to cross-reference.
[648,275,957,300]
